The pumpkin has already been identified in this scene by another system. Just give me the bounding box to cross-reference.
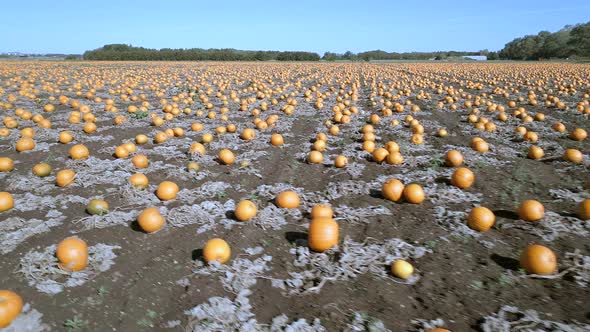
[0,192,14,213]
[384,141,399,153]
[467,206,495,232]
[382,179,404,202]
[270,134,284,146]
[56,237,88,272]
[373,148,389,163]
[86,199,109,215]
[552,122,566,132]
[154,132,168,144]
[444,150,463,167]
[189,142,206,155]
[137,207,165,233]
[436,128,448,137]
[308,217,339,252]
[472,140,489,153]
[241,128,256,140]
[203,238,231,264]
[518,200,544,222]
[56,169,76,187]
[451,167,474,189]
[403,184,425,204]
[129,173,149,189]
[83,122,97,134]
[520,244,557,275]
[59,131,74,143]
[313,140,326,152]
[114,145,130,159]
[334,155,348,168]
[187,161,200,172]
[15,137,35,152]
[362,141,376,153]
[308,150,323,164]
[311,204,333,219]
[576,199,590,220]
[276,191,300,208]
[202,133,214,143]
[32,163,51,177]
[563,149,583,164]
[123,142,137,153]
[135,134,148,144]
[156,181,179,200]
[69,144,89,160]
[132,154,149,168]
[218,149,235,165]
[235,200,257,221]
[0,290,23,328]
[527,146,544,159]
[391,260,414,280]
[0,157,14,172]
[386,152,404,165]
[569,128,587,141]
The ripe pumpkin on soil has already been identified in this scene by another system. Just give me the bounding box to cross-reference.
[577,199,590,220]
[518,200,544,222]
[451,167,475,189]
[0,290,23,328]
[527,146,544,160]
[0,192,15,213]
[86,199,109,215]
[308,150,323,164]
[203,238,231,264]
[218,149,235,165]
[156,181,179,201]
[15,137,35,152]
[569,128,587,141]
[56,237,88,272]
[308,217,339,252]
[311,204,333,219]
[403,184,425,204]
[32,163,51,177]
[334,155,348,168]
[270,133,284,146]
[59,131,74,143]
[391,260,414,280]
[70,144,89,160]
[444,150,463,167]
[114,145,130,159]
[520,244,557,275]
[135,134,148,144]
[137,207,165,233]
[235,200,257,221]
[382,179,404,202]
[563,149,583,164]
[467,207,495,232]
[386,152,404,165]
[132,154,149,168]
[373,148,389,163]
[129,173,149,189]
[276,191,300,208]
[0,157,14,172]
[56,169,76,187]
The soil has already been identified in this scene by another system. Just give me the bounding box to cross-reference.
[0,62,589,331]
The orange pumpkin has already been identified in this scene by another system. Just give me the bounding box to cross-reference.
[135,134,148,144]
[32,163,51,177]
[56,169,76,187]
[391,260,414,280]
[132,154,149,168]
[156,181,179,201]
[403,184,425,204]
[137,207,165,233]
[203,238,231,264]
[0,290,23,328]
[235,200,257,221]
[518,200,544,222]
[467,207,495,232]
[569,128,587,141]
[0,192,14,213]
[59,131,74,144]
[563,149,583,164]
[86,199,109,215]
[444,150,463,167]
[270,134,284,146]
[334,155,348,168]
[576,199,590,220]
[372,148,389,163]
[382,179,404,202]
[308,217,339,252]
[56,237,88,272]
[451,167,474,189]
[114,145,130,159]
[15,137,35,152]
[520,244,557,275]
[218,149,235,165]
[0,157,14,172]
[69,144,89,160]
[276,191,300,208]
[241,128,256,140]
[308,150,323,164]
[310,204,333,219]
[129,173,149,189]
[527,146,544,160]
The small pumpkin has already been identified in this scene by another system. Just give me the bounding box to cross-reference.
[311,204,333,219]
[334,155,348,168]
[203,238,231,264]
[467,206,495,232]
[382,179,404,202]
[218,149,235,165]
[518,200,544,222]
[451,167,474,189]
[56,169,76,187]
[527,146,544,160]
[15,137,35,152]
[372,148,389,163]
[403,184,425,204]
[563,149,583,164]
[0,290,23,328]
[129,173,149,189]
[86,199,109,215]
[132,154,149,168]
[135,134,148,144]
[308,217,339,252]
[391,260,414,280]
[276,191,300,209]
[270,134,284,146]
[576,199,590,220]
[386,152,404,165]
[0,157,14,172]
[56,237,88,272]
[32,163,51,177]
[137,207,165,233]
[308,150,323,164]
[235,200,257,221]
[156,181,179,201]
[0,192,14,213]
[59,131,74,144]
[69,144,89,160]
[520,244,557,275]
[114,145,130,159]
[444,150,463,167]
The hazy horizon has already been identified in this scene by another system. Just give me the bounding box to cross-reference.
[1,0,589,54]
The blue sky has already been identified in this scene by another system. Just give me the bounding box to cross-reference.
[1,0,588,54]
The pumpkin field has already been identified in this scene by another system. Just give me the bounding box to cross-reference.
[1,61,590,331]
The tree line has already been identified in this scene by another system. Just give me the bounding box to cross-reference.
[83,44,321,61]
[498,22,590,60]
